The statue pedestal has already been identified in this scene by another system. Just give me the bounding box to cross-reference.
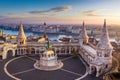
[34,60,63,71]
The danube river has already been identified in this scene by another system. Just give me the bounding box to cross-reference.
[3,29,74,40]
[2,29,116,42]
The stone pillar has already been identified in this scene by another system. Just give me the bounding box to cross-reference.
[29,48,31,54]
[17,49,19,55]
[89,65,92,74]
[69,47,71,54]
[20,48,21,55]
[35,48,36,54]
[24,48,26,54]
[22,48,24,55]
[96,67,100,77]
[25,48,27,54]
[23,48,25,54]
[65,47,67,54]
[22,48,23,55]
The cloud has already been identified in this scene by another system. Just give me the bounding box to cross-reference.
[80,9,120,18]
[0,15,9,19]
[29,6,72,14]
[80,9,101,16]
[0,15,12,20]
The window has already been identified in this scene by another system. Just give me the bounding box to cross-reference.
[106,65,108,68]
[105,54,109,57]
[97,51,102,57]
[48,54,50,57]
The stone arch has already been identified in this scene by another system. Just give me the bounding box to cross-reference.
[15,49,18,56]
[56,48,59,53]
[2,48,15,59]
[31,48,35,54]
[39,47,45,53]
[61,47,65,53]
[6,50,13,58]
[91,66,97,76]
[17,48,20,54]
[36,49,39,54]
[76,47,79,52]
[26,48,30,54]
[72,47,77,55]
[21,49,24,54]
[66,47,69,53]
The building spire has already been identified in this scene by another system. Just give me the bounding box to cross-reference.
[17,22,26,44]
[82,21,89,43]
[103,19,107,34]
[97,19,113,49]
[79,21,89,44]
[83,21,88,38]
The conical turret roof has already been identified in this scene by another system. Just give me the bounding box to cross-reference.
[96,19,113,49]
[79,21,89,39]
[17,23,26,40]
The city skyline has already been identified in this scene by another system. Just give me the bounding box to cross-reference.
[0,0,120,25]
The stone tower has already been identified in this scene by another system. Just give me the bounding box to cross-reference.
[0,29,4,36]
[96,19,113,59]
[79,21,89,45]
[89,19,113,77]
[17,23,26,45]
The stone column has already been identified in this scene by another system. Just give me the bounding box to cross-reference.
[69,47,71,54]
[20,48,21,55]
[65,47,67,54]
[96,67,100,77]
[17,49,19,55]
[29,48,31,54]
[24,48,26,54]
[22,48,24,55]
[22,48,25,55]
[25,48,27,54]
[89,65,92,74]
[35,48,36,54]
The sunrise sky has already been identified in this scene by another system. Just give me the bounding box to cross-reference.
[0,0,120,25]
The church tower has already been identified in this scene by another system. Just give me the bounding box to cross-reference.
[79,21,89,45]
[89,19,113,77]
[17,23,26,45]
[96,19,113,59]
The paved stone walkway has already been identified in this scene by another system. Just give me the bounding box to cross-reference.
[0,55,103,80]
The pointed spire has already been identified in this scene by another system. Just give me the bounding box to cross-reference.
[104,19,106,27]
[79,21,89,44]
[103,19,107,34]
[83,21,85,28]
[17,22,26,44]
[97,19,113,49]
[82,21,89,40]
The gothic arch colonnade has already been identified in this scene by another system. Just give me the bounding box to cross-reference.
[2,48,16,59]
